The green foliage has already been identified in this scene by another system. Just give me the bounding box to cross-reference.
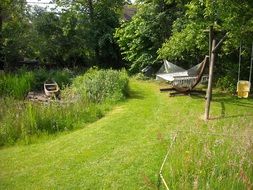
[0,98,109,146]
[133,73,151,80]
[27,0,124,67]
[157,0,253,86]
[0,68,74,98]
[64,68,129,103]
[29,9,90,66]
[158,22,208,61]
[158,0,253,60]
[159,0,253,56]
[1,0,32,67]
[32,68,74,90]
[216,76,237,93]
[115,0,179,73]
[0,69,129,146]
[1,0,125,68]
[0,71,34,99]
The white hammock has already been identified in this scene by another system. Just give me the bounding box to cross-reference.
[172,75,209,88]
[156,57,209,87]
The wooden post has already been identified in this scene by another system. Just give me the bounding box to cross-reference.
[205,35,216,120]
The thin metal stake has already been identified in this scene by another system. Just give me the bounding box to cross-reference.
[249,42,253,83]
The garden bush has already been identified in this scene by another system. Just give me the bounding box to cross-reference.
[63,68,129,103]
[216,76,237,93]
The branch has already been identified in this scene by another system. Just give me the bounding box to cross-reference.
[212,33,228,53]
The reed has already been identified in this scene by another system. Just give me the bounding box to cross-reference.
[0,71,34,99]
[0,69,129,146]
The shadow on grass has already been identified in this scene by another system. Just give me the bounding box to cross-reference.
[127,89,145,100]
[209,113,253,120]
[161,88,253,119]
[211,94,253,120]
[189,92,253,119]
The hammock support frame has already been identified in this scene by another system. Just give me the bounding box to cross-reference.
[157,56,209,96]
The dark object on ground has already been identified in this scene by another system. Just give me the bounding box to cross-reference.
[160,88,206,97]
[141,65,155,77]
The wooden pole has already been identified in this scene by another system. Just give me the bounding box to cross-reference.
[205,34,216,120]
[211,33,227,53]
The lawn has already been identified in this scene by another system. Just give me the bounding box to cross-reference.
[0,79,253,189]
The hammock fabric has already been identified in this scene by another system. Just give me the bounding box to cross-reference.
[156,56,209,93]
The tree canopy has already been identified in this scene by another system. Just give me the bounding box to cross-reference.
[158,0,253,61]
[115,0,182,72]
[1,0,252,86]
[1,0,125,69]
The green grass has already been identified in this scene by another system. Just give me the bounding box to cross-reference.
[0,79,253,189]
[0,71,34,99]
[0,69,128,146]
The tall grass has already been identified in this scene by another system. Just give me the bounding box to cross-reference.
[160,125,253,189]
[0,99,109,146]
[0,68,74,99]
[0,71,34,99]
[0,69,129,146]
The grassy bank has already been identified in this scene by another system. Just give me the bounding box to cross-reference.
[0,69,128,146]
[0,79,252,189]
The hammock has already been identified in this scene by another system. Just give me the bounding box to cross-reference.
[156,56,209,92]
[156,60,188,82]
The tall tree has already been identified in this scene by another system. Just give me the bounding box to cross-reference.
[55,0,124,68]
[157,0,253,87]
[158,0,253,62]
[1,0,31,69]
[115,0,183,73]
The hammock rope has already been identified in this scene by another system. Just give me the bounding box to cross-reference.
[238,42,242,82]
[237,42,253,83]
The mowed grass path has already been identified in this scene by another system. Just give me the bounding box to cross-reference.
[1,80,253,189]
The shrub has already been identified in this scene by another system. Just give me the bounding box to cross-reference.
[64,68,129,103]
[216,76,237,93]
